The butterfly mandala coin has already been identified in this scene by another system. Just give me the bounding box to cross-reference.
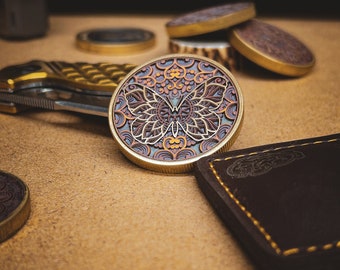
[108,54,244,173]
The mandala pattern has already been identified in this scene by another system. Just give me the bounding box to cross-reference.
[112,56,241,162]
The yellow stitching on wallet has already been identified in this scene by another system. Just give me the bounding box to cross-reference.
[283,248,299,256]
[209,137,339,256]
[208,162,282,255]
[307,246,317,252]
[323,243,333,250]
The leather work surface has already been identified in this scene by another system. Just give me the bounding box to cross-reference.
[0,14,339,270]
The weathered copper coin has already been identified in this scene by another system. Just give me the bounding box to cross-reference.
[76,28,156,55]
[165,2,256,38]
[0,170,30,242]
[228,19,316,76]
[108,54,244,173]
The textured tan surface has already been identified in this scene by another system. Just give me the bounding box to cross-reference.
[0,14,339,270]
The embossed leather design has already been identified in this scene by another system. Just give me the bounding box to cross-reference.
[194,133,340,270]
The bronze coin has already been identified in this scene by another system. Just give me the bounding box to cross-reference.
[76,28,156,55]
[168,31,241,71]
[166,2,256,38]
[108,54,244,173]
[229,19,316,76]
[0,170,30,242]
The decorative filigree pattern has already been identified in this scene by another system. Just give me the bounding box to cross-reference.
[112,56,241,162]
[226,150,305,178]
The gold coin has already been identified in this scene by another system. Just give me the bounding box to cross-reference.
[166,2,256,38]
[76,28,156,55]
[229,19,316,77]
[108,54,244,174]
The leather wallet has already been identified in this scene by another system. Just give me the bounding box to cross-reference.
[194,133,340,270]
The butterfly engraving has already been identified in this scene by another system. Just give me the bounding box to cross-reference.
[124,76,229,145]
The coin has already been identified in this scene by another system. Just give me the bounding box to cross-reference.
[165,2,256,38]
[108,54,244,173]
[168,30,241,71]
[228,19,316,76]
[75,28,156,55]
[0,170,30,242]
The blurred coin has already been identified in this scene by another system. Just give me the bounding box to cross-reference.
[76,28,156,55]
[0,170,30,243]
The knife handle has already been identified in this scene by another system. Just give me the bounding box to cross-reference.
[0,60,137,92]
[0,60,137,113]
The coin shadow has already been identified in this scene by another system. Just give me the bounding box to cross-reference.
[19,109,112,138]
[237,59,301,81]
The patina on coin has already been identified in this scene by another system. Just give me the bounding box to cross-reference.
[108,54,244,173]
[229,19,316,76]
[165,2,256,38]
[0,170,30,242]
[76,28,156,55]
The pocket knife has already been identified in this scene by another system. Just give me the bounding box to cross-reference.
[0,60,136,116]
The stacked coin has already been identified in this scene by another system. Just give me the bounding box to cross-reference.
[166,1,315,77]
[168,31,243,71]
[75,28,156,55]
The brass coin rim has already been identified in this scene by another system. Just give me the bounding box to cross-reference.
[0,171,31,243]
[166,2,256,38]
[75,28,156,55]
[108,53,244,174]
[228,20,316,77]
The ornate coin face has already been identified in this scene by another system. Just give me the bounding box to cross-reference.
[0,171,30,242]
[108,54,243,173]
[165,2,256,38]
[76,28,155,55]
[229,19,315,76]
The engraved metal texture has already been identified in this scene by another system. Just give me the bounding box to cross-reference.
[165,2,256,38]
[109,54,243,173]
[0,60,137,114]
[234,19,314,66]
[55,62,136,88]
[229,19,315,76]
[0,172,25,221]
[0,171,30,242]
[0,60,137,92]
[166,2,253,27]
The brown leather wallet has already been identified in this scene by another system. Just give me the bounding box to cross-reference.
[194,133,340,270]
